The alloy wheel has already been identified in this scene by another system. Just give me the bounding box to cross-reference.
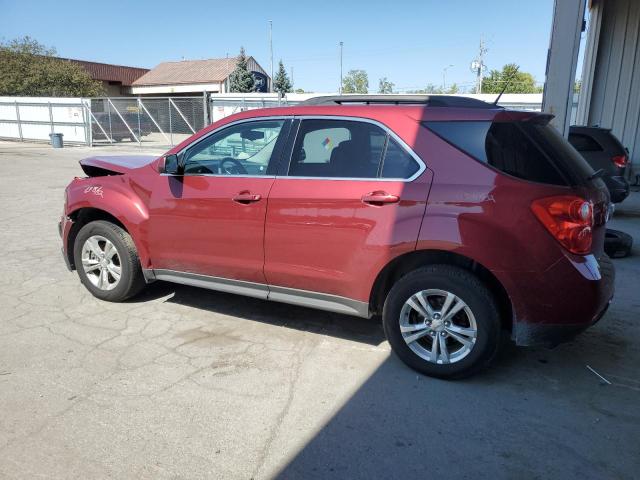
[81,235,122,291]
[399,289,478,364]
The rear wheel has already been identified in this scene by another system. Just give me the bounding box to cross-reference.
[383,265,501,379]
[73,220,145,302]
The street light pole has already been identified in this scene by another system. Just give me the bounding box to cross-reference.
[269,20,274,92]
[339,41,344,94]
[442,64,454,91]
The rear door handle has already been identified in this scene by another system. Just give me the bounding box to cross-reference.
[361,191,400,205]
[232,192,262,204]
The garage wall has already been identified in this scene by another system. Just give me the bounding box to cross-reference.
[579,0,640,173]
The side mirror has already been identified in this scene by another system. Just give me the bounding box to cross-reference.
[161,154,181,175]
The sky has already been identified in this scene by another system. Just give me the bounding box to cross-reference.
[0,0,556,93]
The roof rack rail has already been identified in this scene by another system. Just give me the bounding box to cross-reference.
[299,95,499,109]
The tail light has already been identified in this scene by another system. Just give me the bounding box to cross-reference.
[611,154,627,168]
[531,196,594,255]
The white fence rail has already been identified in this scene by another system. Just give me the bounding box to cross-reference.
[0,97,89,144]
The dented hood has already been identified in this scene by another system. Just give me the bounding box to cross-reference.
[79,155,158,176]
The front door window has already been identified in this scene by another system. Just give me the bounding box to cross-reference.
[183,120,285,176]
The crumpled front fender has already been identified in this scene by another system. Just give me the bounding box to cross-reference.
[65,175,151,268]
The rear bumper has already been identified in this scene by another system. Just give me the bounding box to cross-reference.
[505,254,615,347]
[513,297,611,347]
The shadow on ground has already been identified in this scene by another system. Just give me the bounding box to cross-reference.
[128,276,639,480]
[273,330,639,480]
[135,281,387,347]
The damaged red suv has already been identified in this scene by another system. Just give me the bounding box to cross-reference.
[59,95,614,378]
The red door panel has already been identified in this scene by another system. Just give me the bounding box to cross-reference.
[264,171,432,302]
[147,175,274,283]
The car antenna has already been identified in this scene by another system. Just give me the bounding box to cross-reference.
[493,66,519,105]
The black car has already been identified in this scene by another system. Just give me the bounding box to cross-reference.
[569,126,630,203]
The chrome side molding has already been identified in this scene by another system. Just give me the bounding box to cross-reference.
[152,269,269,300]
[144,269,371,318]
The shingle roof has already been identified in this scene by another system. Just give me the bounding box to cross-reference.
[57,58,149,86]
[132,57,243,86]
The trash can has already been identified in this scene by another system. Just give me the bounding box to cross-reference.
[49,133,64,148]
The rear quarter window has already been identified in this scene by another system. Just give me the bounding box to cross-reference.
[424,120,569,186]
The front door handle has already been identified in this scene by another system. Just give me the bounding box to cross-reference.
[232,192,262,204]
[361,191,400,205]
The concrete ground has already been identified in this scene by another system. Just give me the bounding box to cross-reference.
[0,140,638,480]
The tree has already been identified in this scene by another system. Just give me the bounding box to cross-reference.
[0,36,103,97]
[342,70,368,94]
[229,47,256,93]
[273,60,292,94]
[377,77,394,94]
[294,88,305,94]
[408,83,459,94]
[481,63,542,94]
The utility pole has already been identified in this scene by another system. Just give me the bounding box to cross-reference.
[339,41,344,94]
[442,64,454,91]
[269,20,274,92]
[470,37,487,94]
[290,66,294,88]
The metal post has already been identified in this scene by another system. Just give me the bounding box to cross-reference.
[80,100,89,146]
[15,101,23,141]
[442,64,454,91]
[542,0,586,136]
[168,98,173,146]
[48,102,54,134]
[137,100,142,147]
[269,20,274,92]
[339,41,344,94]
[107,100,113,140]
[202,91,209,126]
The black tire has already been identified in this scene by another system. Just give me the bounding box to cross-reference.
[382,265,501,379]
[73,220,146,302]
[604,228,633,259]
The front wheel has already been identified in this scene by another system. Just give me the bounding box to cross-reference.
[383,265,501,379]
[73,220,146,302]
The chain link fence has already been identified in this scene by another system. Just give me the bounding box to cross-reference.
[209,94,300,123]
[88,96,206,149]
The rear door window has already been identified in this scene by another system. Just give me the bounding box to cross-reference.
[288,120,383,178]
[288,119,422,180]
[381,138,420,179]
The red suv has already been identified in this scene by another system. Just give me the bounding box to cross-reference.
[59,95,615,378]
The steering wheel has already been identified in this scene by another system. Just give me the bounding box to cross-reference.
[220,158,247,175]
